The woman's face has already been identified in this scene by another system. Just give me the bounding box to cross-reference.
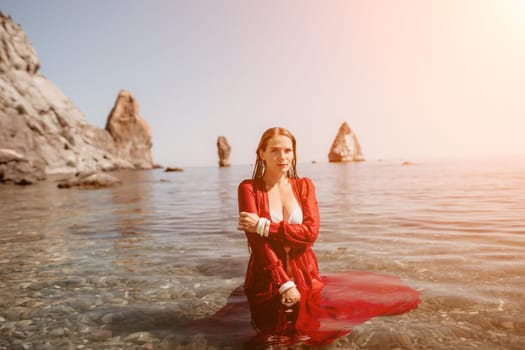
[259,134,294,175]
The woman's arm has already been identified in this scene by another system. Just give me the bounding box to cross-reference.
[238,180,290,288]
[267,178,320,247]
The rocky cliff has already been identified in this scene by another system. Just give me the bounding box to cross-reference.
[328,122,365,162]
[0,12,155,184]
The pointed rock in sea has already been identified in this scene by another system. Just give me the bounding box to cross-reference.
[217,136,231,167]
[105,90,154,169]
[328,122,365,162]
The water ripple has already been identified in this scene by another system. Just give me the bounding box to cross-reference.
[1,158,524,348]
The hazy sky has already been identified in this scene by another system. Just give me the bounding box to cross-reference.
[1,0,524,166]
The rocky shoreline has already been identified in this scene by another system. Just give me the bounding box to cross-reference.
[0,12,156,186]
[0,266,242,350]
[1,11,367,187]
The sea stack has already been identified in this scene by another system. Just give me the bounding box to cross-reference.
[217,136,231,167]
[328,122,365,162]
[105,90,154,169]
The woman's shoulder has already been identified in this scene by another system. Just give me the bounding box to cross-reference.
[238,178,262,190]
[238,178,254,189]
[238,178,267,197]
[293,177,316,191]
[239,178,253,186]
[296,176,315,185]
[239,177,315,190]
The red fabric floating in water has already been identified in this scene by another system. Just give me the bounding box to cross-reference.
[183,271,420,348]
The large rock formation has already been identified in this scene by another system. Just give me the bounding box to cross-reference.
[328,122,365,162]
[0,12,155,184]
[105,90,153,169]
[217,136,231,167]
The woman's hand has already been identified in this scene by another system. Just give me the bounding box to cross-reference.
[281,286,300,307]
[237,211,260,233]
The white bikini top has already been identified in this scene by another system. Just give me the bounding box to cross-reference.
[270,203,303,224]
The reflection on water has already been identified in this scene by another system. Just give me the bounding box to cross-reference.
[109,171,156,272]
[0,157,524,349]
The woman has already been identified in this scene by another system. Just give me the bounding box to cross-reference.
[237,127,420,345]
[237,127,323,331]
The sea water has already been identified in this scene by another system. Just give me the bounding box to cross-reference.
[0,156,524,349]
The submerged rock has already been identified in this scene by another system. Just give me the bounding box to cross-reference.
[57,171,121,189]
[328,122,365,162]
[217,136,231,167]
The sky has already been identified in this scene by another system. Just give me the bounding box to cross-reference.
[1,0,524,167]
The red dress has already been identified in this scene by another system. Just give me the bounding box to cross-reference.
[238,178,324,312]
[183,177,420,348]
[236,177,421,346]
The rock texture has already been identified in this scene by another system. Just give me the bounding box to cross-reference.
[57,171,122,189]
[217,136,231,167]
[328,122,365,162]
[105,90,153,169]
[0,12,155,185]
[0,147,46,184]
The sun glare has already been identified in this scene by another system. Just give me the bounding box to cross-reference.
[502,0,525,34]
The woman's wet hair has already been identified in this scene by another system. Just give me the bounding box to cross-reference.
[252,127,298,179]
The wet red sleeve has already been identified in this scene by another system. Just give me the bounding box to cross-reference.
[238,180,290,287]
[268,178,320,247]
